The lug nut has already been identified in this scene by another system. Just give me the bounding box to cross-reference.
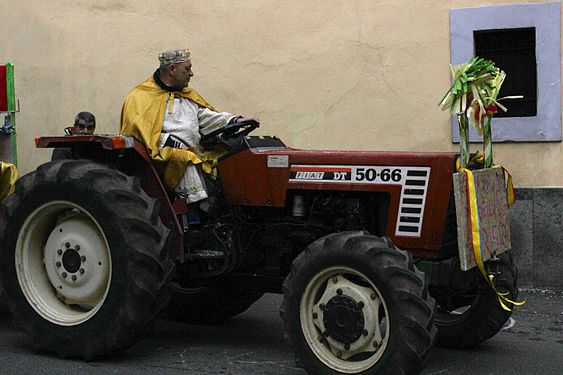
[344,344,350,350]
[358,301,364,309]
[363,329,369,336]
[373,341,379,348]
[312,312,318,319]
[62,272,67,278]
[56,261,61,268]
[336,288,343,295]
[79,268,85,274]
[65,242,70,248]
[81,255,86,262]
[57,249,62,255]
[332,277,338,283]
[370,293,377,300]
[71,275,77,281]
[336,351,342,358]
[74,245,80,251]
[318,336,324,343]
[319,303,325,311]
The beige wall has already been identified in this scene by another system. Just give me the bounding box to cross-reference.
[1,0,561,186]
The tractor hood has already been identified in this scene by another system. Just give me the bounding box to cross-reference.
[218,138,458,256]
[219,141,458,210]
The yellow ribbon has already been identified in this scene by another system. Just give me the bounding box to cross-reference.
[167,93,175,114]
[456,152,515,207]
[500,166,515,206]
[461,167,525,311]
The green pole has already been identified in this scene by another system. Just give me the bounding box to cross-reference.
[5,63,17,167]
[483,117,493,168]
[457,113,470,169]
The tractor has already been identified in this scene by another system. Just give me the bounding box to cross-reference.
[0,120,518,375]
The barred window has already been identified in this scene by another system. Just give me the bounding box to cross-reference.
[474,27,537,117]
[450,2,560,142]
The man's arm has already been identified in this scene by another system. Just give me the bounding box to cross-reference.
[197,106,260,132]
[197,106,235,130]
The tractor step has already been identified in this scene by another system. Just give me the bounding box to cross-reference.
[189,249,225,260]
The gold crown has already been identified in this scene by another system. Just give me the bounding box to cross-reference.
[158,49,191,65]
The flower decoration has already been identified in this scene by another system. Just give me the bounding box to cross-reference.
[439,57,521,168]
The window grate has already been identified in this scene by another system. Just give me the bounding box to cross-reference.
[474,27,537,117]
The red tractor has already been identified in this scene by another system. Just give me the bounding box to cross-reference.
[0,121,518,375]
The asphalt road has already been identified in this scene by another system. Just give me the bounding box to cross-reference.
[0,288,561,375]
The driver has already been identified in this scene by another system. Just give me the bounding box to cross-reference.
[120,48,258,217]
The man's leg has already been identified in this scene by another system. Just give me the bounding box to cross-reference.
[175,164,208,225]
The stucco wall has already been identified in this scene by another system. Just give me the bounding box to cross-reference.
[1,0,561,186]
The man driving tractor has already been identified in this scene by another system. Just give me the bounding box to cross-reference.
[120,48,259,219]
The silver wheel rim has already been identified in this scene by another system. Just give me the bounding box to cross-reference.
[15,200,112,326]
[300,266,390,373]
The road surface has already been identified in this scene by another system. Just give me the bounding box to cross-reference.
[0,288,561,374]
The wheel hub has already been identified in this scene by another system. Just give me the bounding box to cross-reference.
[62,247,81,274]
[50,239,89,285]
[43,214,111,308]
[300,269,391,372]
[323,295,365,344]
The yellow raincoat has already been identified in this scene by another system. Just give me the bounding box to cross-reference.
[120,76,217,190]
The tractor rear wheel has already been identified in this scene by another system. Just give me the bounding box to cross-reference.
[0,160,173,359]
[0,299,8,315]
[280,231,436,375]
[434,252,518,349]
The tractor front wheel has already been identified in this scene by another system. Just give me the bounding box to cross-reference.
[280,231,436,375]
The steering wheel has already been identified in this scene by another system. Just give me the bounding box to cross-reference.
[201,119,259,146]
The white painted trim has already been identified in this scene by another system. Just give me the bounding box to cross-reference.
[450,2,561,142]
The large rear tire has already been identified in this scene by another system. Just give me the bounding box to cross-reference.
[280,232,436,375]
[434,252,518,349]
[0,160,174,359]
[0,299,8,315]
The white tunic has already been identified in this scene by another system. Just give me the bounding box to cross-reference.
[158,96,234,203]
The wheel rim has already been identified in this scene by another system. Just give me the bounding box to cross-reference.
[434,289,483,326]
[435,304,474,326]
[15,200,112,326]
[300,266,390,373]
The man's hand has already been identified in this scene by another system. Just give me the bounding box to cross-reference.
[235,116,260,127]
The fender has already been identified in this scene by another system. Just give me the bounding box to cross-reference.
[36,135,185,261]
